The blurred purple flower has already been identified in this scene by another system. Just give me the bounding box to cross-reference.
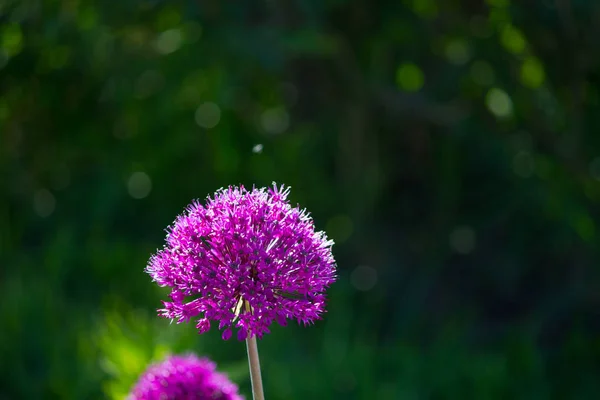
[128,354,242,400]
[146,183,337,340]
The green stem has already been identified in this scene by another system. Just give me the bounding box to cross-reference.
[245,335,265,400]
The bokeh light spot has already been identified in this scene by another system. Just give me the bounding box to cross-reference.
[157,9,182,30]
[252,144,263,154]
[520,57,545,89]
[155,29,183,55]
[260,107,289,134]
[573,213,595,241]
[501,25,526,54]
[412,0,438,18]
[34,189,56,218]
[445,40,471,65]
[449,226,476,254]
[128,172,152,199]
[77,7,97,30]
[195,102,221,129]
[350,266,377,291]
[396,63,424,92]
[486,88,513,118]
[2,24,23,57]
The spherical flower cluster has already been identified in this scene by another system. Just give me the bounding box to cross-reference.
[128,354,242,400]
[146,183,337,340]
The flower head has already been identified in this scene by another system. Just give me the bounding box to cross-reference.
[146,183,337,340]
[128,354,242,400]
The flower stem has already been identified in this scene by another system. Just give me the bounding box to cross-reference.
[245,335,265,400]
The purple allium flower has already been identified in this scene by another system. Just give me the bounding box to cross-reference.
[128,354,242,400]
[146,183,337,340]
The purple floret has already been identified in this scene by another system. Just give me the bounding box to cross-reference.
[146,183,337,340]
[128,354,242,400]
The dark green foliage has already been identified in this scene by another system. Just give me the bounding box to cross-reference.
[1,0,599,398]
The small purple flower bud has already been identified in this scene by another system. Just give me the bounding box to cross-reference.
[196,317,211,334]
[237,326,248,341]
[222,328,232,341]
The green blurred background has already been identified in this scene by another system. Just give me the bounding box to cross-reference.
[2,0,600,398]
